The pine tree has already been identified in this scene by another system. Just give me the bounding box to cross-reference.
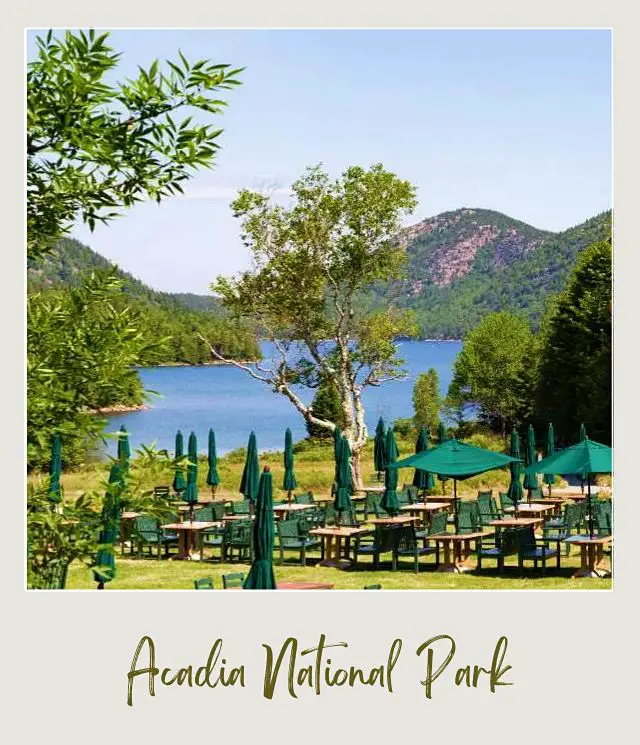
[413,368,441,432]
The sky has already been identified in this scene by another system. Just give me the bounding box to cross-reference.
[27,29,612,294]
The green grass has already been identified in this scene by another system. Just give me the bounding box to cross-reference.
[66,549,612,591]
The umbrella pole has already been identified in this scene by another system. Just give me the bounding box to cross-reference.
[97,581,104,590]
[287,489,292,506]
[587,476,594,539]
[454,480,458,534]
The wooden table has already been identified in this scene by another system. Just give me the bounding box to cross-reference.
[272,503,314,520]
[425,494,457,503]
[277,582,334,590]
[563,535,612,578]
[161,521,221,560]
[369,515,419,526]
[120,512,141,552]
[529,497,568,515]
[221,514,254,521]
[400,502,450,526]
[431,531,494,573]
[505,503,556,519]
[309,526,371,568]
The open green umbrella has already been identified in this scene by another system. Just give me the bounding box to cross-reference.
[524,437,612,538]
[374,417,386,480]
[244,467,277,589]
[172,430,186,494]
[240,431,260,502]
[93,463,122,589]
[283,428,297,504]
[333,436,353,521]
[206,428,220,497]
[381,428,400,515]
[392,439,518,533]
[437,421,449,493]
[48,434,62,505]
[544,423,555,494]
[412,426,435,496]
[507,428,524,516]
[523,424,538,500]
[183,431,199,519]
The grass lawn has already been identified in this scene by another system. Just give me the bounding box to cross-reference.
[66,548,612,590]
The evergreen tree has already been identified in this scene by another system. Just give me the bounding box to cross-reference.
[412,368,441,431]
[307,377,346,439]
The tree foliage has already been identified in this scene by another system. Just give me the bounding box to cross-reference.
[27,29,242,259]
[448,311,537,434]
[534,237,612,443]
[209,164,418,485]
[412,368,441,432]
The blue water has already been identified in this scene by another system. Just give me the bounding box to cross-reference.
[105,340,462,457]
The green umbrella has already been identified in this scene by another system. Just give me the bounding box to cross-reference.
[117,425,131,470]
[240,431,260,502]
[523,424,538,499]
[579,423,588,493]
[437,421,449,493]
[48,434,62,505]
[172,430,186,494]
[412,426,436,495]
[206,428,220,497]
[244,467,277,589]
[524,437,612,538]
[381,428,400,515]
[183,431,199,519]
[333,436,353,520]
[283,428,297,504]
[332,426,342,496]
[392,439,518,533]
[374,417,386,480]
[506,428,524,516]
[93,463,122,589]
[543,423,555,494]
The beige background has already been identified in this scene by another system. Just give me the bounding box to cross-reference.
[5,3,638,743]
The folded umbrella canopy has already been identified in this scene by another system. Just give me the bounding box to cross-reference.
[579,423,588,493]
[244,467,277,590]
[380,427,400,516]
[333,436,353,522]
[117,425,131,472]
[544,422,555,494]
[523,437,612,538]
[183,431,199,520]
[240,431,260,503]
[392,439,518,532]
[412,426,436,495]
[283,428,297,504]
[206,428,220,497]
[173,430,186,494]
[93,463,122,589]
[506,428,524,516]
[437,421,449,493]
[48,434,62,505]
[374,418,386,480]
[523,424,538,499]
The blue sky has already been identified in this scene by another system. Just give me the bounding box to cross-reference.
[28,29,612,294]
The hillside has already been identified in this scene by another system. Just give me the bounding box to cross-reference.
[27,239,260,365]
[365,208,612,338]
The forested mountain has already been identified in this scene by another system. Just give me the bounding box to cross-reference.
[363,208,612,338]
[27,238,259,365]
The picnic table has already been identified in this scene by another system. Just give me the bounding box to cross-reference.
[431,530,495,573]
[272,503,314,520]
[563,535,612,578]
[161,521,221,560]
[400,502,450,526]
[309,526,371,569]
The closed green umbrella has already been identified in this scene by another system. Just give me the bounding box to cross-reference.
[392,438,518,533]
[334,436,353,521]
[244,467,277,590]
[332,426,342,496]
[283,428,297,504]
[579,423,588,493]
[544,423,555,494]
[412,426,435,496]
[437,421,449,493]
[523,424,538,500]
[172,431,186,494]
[117,425,131,471]
[184,431,199,520]
[93,463,122,589]
[374,417,386,480]
[507,428,524,516]
[381,428,400,515]
[524,437,612,538]
[206,428,220,497]
[48,434,62,505]
[240,431,260,502]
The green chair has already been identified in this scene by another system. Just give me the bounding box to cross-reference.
[364,584,382,589]
[402,485,419,503]
[518,525,559,572]
[222,520,253,562]
[294,492,315,505]
[231,499,252,515]
[528,487,544,501]
[394,524,440,573]
[499,491,516,515]
[477,527,524,571]
[415,510,449,546]
[153,485,171,500]
[222,572,245,589]
[354,525,401,570]
[192,505,215,522]
[194,577,214,589]
[28,560,69,589]
[354,490,382,522]
[276,519,321,566]
[596,500,612,536]
[457,501,481,534]
[132,516,179,560]
[477,492,500,526]
[544,502,583,556]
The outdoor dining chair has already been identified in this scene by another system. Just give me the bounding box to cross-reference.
[222,572,245,589]
[194,577,215,589]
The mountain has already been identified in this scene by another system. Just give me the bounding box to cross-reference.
[365,208,612,338]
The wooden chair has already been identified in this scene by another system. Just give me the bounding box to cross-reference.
[294,492,315,505]
[132,516,179,560]
[222,520,253,562]
[518,525,559,572]
[477,527,524,571]
[276,520,320,566]
[395,524,440,573]
[222,572,245,589]
[364,584,382,589]
[355,525,401,570]
[194,577,214,589]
